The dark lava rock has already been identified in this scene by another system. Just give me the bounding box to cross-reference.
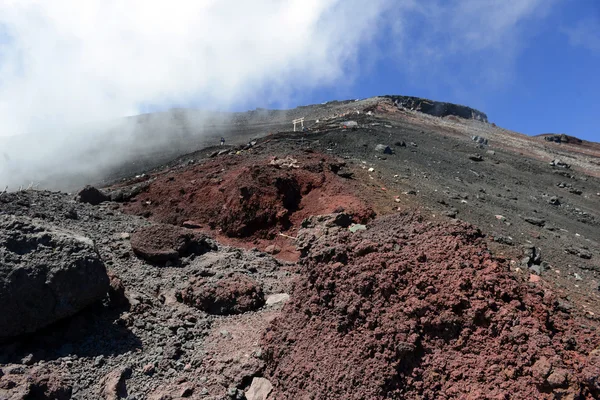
[524,217,546,227]
[76,185,110,205]
[386,95,488,122]
[176,274,265,315]
[0,215,109,341]
[548,196,561,206]
[130,224,216,264]
[375,144,393,155]
[565,246,593,260]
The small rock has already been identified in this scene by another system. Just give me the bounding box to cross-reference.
[565,246,592,260]
[180,386,194,398]
[442,210,457,218]
[547,369,569,388]
[349,224,367,233]
[368,167,375,173]
[524,217,545,227]
[142,363,155,376]
[394,141,406,147]
[266,293,290,306]
[245,377,273,400]
[182,220,202,229]
[264,245,281,255]
[548,196,560,206]
[469,154,483,162]
[64,208,78,220]
[375,144,393,155]
[94,355,105,367]
[494,236,513,245]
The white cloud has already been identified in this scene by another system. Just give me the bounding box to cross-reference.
[0,0,556,189]
[0,0,391,188]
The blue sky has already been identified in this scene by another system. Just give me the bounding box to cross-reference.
[0,0,599,143]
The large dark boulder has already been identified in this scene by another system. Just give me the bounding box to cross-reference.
[0,215,109,341]
[76,185,110,205]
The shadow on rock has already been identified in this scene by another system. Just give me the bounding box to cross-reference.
[0,303,141,364]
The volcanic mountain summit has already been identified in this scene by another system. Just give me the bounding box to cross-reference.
[1,95,599,399]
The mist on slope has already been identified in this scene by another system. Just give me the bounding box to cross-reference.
[0,0,389,190]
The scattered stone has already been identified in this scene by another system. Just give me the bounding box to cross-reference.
[182,220,202,229]
[76,185,110,205]
[99,367,131,400]
[368,167,375,172]
[524,217,545,227]
[550,159,571,169]
[64,208,78,220]
[349,224,367,233]
[548,196,560,206]
[486,150,496,155]
[442,209,457,218]
[245,377,273,400]
[494,235,513,246]
[469,154,484,162]
[142,363,155,376]
[0,215,109,340]
[565,246,593,260]
[266,293,290,306]
[264,245,281,255]
[375,144,393,155]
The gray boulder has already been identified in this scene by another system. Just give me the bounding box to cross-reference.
[0,215,109,341]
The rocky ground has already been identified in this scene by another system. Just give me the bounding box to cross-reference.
[0,96,599,399]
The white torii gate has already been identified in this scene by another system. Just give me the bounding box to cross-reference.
[293,117,305,132]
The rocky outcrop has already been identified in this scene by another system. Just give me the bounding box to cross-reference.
[385,95,488,122]
[0,215,109,341]
[542,134,583,144]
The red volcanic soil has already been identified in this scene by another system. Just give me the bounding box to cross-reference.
[120,152,373,261]
[263,212,600,399]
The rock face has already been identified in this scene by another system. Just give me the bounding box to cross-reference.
[0,215,109,341]
[385,95,488,122]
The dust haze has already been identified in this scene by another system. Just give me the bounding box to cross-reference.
[0,0,389,190]
[0,0,552,190]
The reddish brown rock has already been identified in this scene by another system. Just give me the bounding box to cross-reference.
[263,213,600,399]
[0,366,71,400]
[176,274,265,315]
[130,224,216,263]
